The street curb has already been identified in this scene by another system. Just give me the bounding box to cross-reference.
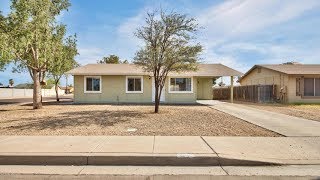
[0,174,317,180]
[0,154,279,166]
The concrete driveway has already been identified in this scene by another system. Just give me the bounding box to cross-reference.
[197,100,320,137]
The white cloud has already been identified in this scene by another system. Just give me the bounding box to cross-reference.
[195,0,320,75]
[76,47,105,65]
[201,49,249,73]
[73,0,320,71]
[198,0,320,44]
[116,6,155,50]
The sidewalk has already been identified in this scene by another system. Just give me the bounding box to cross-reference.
[197,100,320,136]
[0,136,319,166]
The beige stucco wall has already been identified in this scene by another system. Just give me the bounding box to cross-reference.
[74,75,152,103]
[240,67,289,101]
[164,77,198,103]
[240,67,320,103]
[74,75,208,104]
[240,67,287,86]
[287,75,320,103]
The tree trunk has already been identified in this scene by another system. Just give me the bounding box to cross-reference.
[55,83,59,102]
[154,97,159,113]
[65,75,68,94]
[33,70,42,109]
[154,80,160,113]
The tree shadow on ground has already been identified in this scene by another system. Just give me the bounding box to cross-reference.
[21,100,73,107]
[4,109,145,131]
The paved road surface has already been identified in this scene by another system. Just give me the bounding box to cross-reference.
[0,165,319,179]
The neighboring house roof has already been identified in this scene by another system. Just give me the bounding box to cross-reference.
[240,64,320,81]
[67,64,243,77]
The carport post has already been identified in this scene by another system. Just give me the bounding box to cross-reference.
[230,76,234,103]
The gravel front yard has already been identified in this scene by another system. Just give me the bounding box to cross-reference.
[0,102,279,136]
[233,102,320,122]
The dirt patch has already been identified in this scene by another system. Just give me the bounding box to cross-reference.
[0,102,280,136]
[232,101,320,122]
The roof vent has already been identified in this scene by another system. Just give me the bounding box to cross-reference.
[282,61,301,65]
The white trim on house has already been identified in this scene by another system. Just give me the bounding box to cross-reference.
[152,77,165,102]
[168,77,193,94]
[126,76,144,94]
[84,76,102,93]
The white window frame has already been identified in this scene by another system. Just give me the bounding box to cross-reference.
[168,77,193,94]
[84,76,102,93]
[126,76,143,93]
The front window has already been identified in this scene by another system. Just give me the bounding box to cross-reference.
[126,76,143,93]
[169,78,192,93]
[304,78,320,96]
[85,76,101,93]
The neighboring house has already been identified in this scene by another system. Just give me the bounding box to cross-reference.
[67,64,242,104]
[239,64,320,103]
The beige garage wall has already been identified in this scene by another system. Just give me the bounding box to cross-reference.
[240,68,284,86]
[74,75,199,103]
[240,67,289,101]
[240,68,320,103]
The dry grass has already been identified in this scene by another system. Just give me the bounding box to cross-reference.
[233,101,320,122]
[0,102,279,136]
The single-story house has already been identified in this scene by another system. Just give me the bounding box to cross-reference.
[239,64,320,103]
[67,64,243,104]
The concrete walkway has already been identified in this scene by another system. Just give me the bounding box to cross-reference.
[0,136,319,166]
[197,100,320,137]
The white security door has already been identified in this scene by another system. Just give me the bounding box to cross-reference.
[152,77,165,102]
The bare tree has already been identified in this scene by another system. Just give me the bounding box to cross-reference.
[134,10,202,113]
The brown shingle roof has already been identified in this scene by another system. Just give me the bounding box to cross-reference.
[257,64,320,74]
[259,64,320,75]
[240,64,320,81]
[67,64,243,77]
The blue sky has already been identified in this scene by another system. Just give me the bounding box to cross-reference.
[1,0,320,86]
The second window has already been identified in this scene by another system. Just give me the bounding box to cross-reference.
[126,76,143,93]
[169,78,192,92]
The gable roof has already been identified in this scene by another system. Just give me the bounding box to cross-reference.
[240,64,320,81]
[67,64,243,77]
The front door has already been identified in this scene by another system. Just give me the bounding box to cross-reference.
[197,78,203,99]
[152,77,165,102]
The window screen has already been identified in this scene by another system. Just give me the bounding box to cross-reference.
[86,77,100,92]
[127,77,142,92]
[304,78,314,96]
[170,78,192,92]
